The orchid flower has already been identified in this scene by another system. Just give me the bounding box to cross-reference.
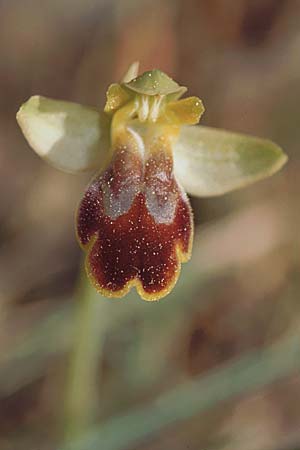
[16,62,287,301]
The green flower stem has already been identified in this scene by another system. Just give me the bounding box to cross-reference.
[64,275,108,441]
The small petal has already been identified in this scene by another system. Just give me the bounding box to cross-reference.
[173,125,288,197]
[17,96,110,173]
[104,84,131,114]
[165,97,204,125]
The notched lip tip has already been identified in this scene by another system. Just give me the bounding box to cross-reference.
[87,275,172,302]
[85,263,182,302]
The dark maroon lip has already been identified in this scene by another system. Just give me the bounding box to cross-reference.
[76,141,193,300]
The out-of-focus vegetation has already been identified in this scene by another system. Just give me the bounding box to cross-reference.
[1,1,300,449]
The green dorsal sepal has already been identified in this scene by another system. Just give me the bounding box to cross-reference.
[123,69,187,97]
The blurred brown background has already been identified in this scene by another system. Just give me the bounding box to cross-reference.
[0,1,300,449]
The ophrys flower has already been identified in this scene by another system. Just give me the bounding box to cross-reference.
[17,63,287,301]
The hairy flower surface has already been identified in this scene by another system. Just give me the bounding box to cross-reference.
[17,62,287,301]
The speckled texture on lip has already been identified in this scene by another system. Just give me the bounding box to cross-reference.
[76,136,193,301]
